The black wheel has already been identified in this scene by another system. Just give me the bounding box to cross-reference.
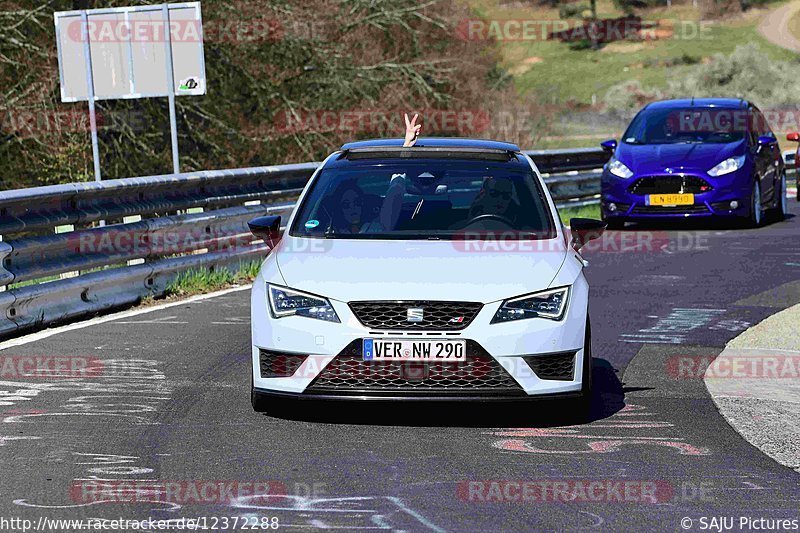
[767,172,787,222]
[251,373,270,412]
[745,179,763,228]
[571,320,593,422]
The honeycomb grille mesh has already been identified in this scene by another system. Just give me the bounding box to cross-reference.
[306,341,524,395]
[523,352,576,381]
[259,350,309,378]
[629,176,712,195]
[348,301,482,331]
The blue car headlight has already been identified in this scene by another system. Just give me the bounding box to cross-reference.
[491,287,570,323]
[707,155,745,177]
[607,158,634,179]
[267,284,340,323]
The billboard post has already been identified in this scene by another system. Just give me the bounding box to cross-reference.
[80,11,102,182]
[163,4,180,174]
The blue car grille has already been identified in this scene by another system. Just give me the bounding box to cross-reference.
[629,176,712,195]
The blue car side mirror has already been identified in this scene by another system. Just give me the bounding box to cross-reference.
[757,135,777,146]
[600,139,617,152]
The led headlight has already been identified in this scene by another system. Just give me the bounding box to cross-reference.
[707,155,745,177]
[607,158,634,179]
[491,287,570,323]
[268,284,340,323]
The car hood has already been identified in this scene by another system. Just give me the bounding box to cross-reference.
[617,139,745,173]
[274,236,568,303]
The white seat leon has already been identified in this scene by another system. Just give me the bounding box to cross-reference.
[249,138,605,416]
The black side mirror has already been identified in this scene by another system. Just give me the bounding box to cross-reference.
[570,218,606,251]
[600,139,617,152]
[248,215,281,248]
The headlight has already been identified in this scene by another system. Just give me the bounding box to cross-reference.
[607,158,634,179]
[707,155,745,177]
[491,287,570,323]
[267,284,340,323]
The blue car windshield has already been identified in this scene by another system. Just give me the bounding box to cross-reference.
[623,107,748,145]
[289,159,556,240]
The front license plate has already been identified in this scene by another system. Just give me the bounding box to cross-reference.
[362,339,466,361]
[647,193,694,206]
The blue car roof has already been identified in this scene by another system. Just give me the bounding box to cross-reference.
[644,98,750,110]
[340,137,521,152]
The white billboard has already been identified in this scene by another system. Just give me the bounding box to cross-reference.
[53,2,206,178]
[54,2,206,102]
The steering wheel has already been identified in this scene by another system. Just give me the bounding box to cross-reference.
[461,213,516,228]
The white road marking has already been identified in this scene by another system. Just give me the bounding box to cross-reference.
[0,285,251,352]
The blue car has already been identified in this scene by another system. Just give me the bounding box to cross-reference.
[600,98,787,228]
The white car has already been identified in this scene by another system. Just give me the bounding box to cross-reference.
[249,138,605,416]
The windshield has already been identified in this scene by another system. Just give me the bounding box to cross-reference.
[289,159,556,240]
[622,107,748,145]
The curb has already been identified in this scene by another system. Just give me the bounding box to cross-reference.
[704,303,800,473]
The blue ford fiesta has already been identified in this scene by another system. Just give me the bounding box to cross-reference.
[600,98,787,228]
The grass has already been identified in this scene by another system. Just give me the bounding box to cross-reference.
[470,0,795,106]
[164,260,261,298]
[558,204,601,224]
[466,0,796,150]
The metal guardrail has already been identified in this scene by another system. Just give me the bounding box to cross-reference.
[0,147,610,338]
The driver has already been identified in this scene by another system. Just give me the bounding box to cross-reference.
[468,176,518,223]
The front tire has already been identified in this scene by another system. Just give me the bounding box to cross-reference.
[767,172,787,222]
[746,180,763,228]
[251,373,270,412]
[571,320,593,422]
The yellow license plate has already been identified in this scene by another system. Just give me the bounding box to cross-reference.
[648,193,694,206]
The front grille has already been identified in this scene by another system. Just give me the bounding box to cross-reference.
[349,301,483,331]
[629,176,712,195]
[305,340,525,396]
[631,204,709,214]
[259,349,309,378]
[523,352,575,381]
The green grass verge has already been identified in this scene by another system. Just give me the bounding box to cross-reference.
[164,260,261,298]
[468,1,795,106]
[558,204,601,224]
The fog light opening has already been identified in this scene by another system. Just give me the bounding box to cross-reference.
[608,203,617,212]
[729,200,739,210]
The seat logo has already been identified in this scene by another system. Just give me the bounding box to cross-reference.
[407,308,424,322]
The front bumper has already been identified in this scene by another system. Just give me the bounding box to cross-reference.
[601,169,751,219]
[250,276,589,399]
[251,387,584,402]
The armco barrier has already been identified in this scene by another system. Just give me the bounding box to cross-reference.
[0,147,610,338]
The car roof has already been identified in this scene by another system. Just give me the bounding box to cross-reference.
[340,137,521,152]
[644,98,750,110]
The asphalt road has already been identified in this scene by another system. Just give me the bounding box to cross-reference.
[1,207,800,532]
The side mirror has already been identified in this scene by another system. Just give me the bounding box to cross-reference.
[787,132,800,142]
[757,134,776,146]
[248,215,281,248]
[600,139,617,152]
[570,218,606,251]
